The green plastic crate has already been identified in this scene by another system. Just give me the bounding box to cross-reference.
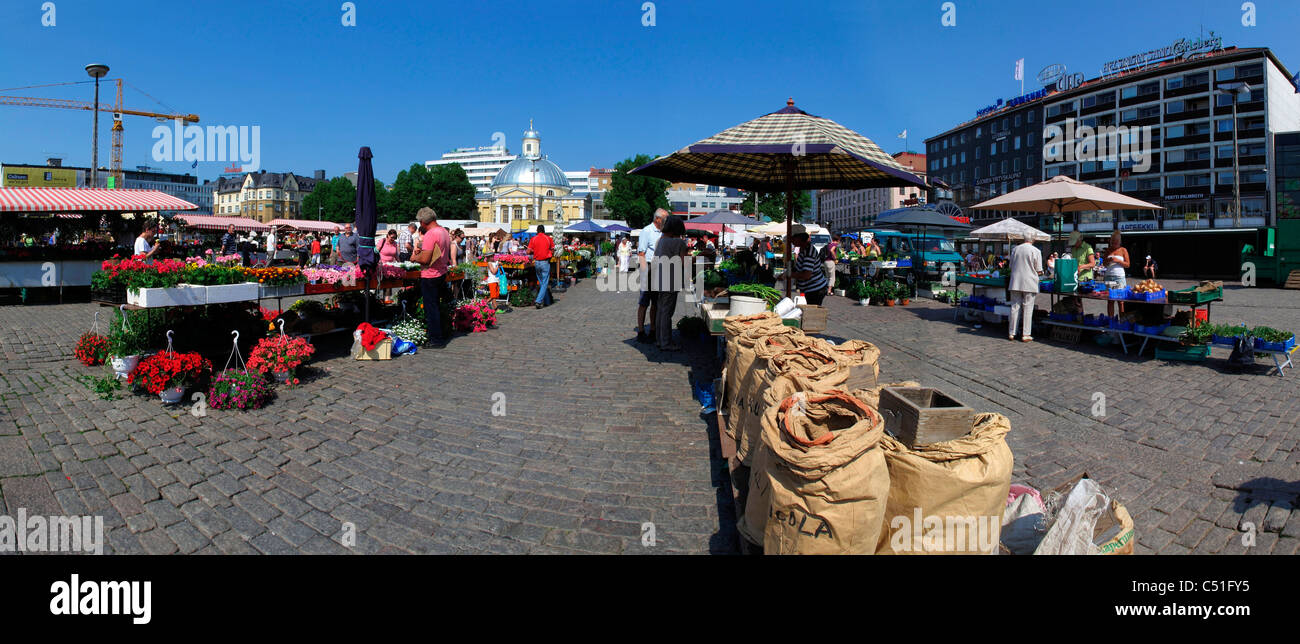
[1154,345,1210,362]
[1168,286,1223,304]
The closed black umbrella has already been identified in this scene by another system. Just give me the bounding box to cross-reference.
[355,146,377,321]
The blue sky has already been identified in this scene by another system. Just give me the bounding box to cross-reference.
[2,0,1298,183]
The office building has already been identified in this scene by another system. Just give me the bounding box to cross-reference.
[816,152,929,232]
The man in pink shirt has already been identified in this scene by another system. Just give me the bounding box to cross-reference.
[412,207,452,347]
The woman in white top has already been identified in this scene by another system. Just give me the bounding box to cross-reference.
[134,227,159,261]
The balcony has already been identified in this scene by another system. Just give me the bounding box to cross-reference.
[1165,134,1211,147]
[1164,84,1212,100]
[1164,107,1210,123]
[1118,93,1161,109]
[1164,159,1213,172]
[1080,101,1116,117]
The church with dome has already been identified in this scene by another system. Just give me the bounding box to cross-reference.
[476,122,587,230]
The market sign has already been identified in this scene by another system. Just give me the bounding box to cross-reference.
[1,167,77,187]
[1119,221,1157,231]
[1100,32,1224,77]
[975,86,1051,118]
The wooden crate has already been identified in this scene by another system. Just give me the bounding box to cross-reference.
[353,337,393,360]
[878,386,974,446]
[798,304,827,332]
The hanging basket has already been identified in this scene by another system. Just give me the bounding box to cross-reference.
[159,385,186,404]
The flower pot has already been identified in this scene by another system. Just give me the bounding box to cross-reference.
[728,295,767,317]
[159,385,186,404]
[834,289,847,297]
[273,370,293,383]
[901,299,910,305]
[110,355,140,378]
[885,299,895,306]
[858,298,869,306]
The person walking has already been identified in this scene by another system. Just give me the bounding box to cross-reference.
[652,216,689,351]
[329,226,342,264]
[822,234,839,294]
[617,236,631,272]
[310,235,322,265]
[1007,234,1043,343]
[528,224,555,308]
[789,225,830,306]
[412,207,451,348]
[635,208,667,343]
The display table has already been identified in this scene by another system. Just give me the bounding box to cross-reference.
[0,259,103,289]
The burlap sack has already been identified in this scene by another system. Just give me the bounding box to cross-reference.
[830,340,881,391]
[873,411,1013,555]
[734,341,847,467]
[723,324,804,442]
[722,312,782,341]
[740,390,889,554]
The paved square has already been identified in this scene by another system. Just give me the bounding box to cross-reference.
[1,279,1296,554]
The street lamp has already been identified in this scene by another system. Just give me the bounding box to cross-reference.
[85,63,110,188]
[1215,81,1251,227]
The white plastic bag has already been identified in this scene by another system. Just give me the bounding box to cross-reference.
[1034,478,1110,555]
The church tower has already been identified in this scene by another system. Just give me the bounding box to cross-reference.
[522,119,541,160]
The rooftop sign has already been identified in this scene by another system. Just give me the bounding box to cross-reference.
[1100,32,1223,77]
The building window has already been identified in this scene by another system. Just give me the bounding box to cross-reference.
[1215,118,1233,133]
[1028,110,1035,123]
[1014,136,1021,150]
[990,143,997,156]
[1014,158,1021,171]
[1014,115,1022,127]
[976,126,983,138]
[975,147,981,160]
[1027,155,1035,169]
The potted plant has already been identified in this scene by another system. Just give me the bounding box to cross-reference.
[452,299,498,333]
[208,369,274,411]
[128,351,211,403]
[879,280,897,306]
[1251,326,1296,352]
[848,281,871,306]
[248,335,316,385]
[107,321,146,378]
[74,332,109,366]
[900,284,914,306]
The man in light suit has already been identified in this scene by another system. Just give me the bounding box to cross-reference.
[1007,233,1043,343]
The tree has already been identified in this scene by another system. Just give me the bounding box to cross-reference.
[301,177,356,223]
[604,154,669,229]
[738,190,811,223]
[386,163,477,223]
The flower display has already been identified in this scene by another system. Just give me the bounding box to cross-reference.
[452,300,496,333]
[492,253,530,265]
[92,257,188,291]
[213,253,242,265]
[390,316,427,345]
[356,322,389,351]
[207,369,274,411]
[74,332,109,366]
[128,351,212,395]
[378,263,408,279]
[247,335,316,380]
[303,265,363,285]
[181,264,246,285]
[236,266,306,286]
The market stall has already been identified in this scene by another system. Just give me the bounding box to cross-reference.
[0,186,199,300]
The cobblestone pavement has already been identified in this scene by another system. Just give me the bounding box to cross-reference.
[826,278,1300,555]
[1,277,1297,554]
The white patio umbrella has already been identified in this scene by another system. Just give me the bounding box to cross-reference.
[968,218,1051,242]
[970,175,1162,250]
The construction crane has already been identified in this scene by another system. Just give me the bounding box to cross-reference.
[0,79,199,185]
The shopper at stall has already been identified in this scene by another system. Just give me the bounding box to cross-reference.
[378,229,399,263]
[1144,255,1158,280]
[822,234,840,293]
[338,224,359,264]
[413,207,451,348]
[134,225,159,261]
[310,235,322,264]
[329,226,343,264]
[617,236,632,272]
[790,225,830,306]
[1007,233,1043,342]
[397,225,413,262]
[528,224,555,309]
[1069,231,1097,282]
[652,215,689,352]
[635,208,667,343]
[221,225,238,255]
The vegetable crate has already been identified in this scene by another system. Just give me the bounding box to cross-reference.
[797,305,827,332]
[353,337,393,361]
[878,387,974,447]
[1168,285,1223,304]
[1254,335,1297,353]
[1154,345,1210,362]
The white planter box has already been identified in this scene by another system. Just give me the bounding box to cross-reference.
[259,284,305,298]
[127,286,206,308]
[205,283,259,304]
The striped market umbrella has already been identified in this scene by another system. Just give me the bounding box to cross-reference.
[631,98,925,298]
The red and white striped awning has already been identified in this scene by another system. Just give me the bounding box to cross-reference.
[0,187,199,213]
[172,214,270,232]
[267,218,345,232]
